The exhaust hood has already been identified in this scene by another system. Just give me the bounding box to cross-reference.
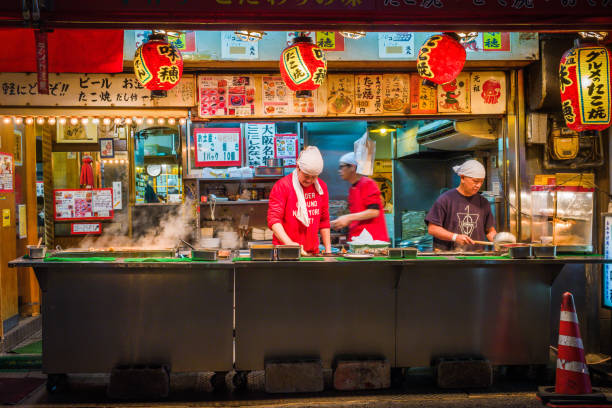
[416,119,499,151]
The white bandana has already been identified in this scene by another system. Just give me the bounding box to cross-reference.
[453,159,486,179]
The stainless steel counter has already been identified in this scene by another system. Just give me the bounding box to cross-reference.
[8,256,610,374]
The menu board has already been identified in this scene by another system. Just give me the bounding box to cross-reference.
[410,74,437,114]
[194,127,241,167]
[437,72,471,113]
[275,134,299,167]
[382,74,411,114]
[327,74,355,115]
[54,188,113,221]
[198,75,256,117]
[0,152,14,193]
[262,76,317,116]
[246,123,275,167]
[355,75,383,115]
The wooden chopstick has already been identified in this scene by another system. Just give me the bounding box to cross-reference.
[472,240,494,245]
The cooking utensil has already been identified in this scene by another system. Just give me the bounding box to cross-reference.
[180,239,196,250]
[27,244,46,259]
[532,244,557,259]
[191,248,218,261]
[472,240,494,246]
[36,237,43,247]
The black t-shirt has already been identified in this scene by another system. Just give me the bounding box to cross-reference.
[425,189,495,251]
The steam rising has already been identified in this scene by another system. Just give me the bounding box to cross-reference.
[78,200,195,249]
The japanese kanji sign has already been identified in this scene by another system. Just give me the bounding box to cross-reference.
[194,128,242,167]
[198,75,256,117]
[382,74,410,114]
[0,73,195,107]
[54,188,114,221]
[471,71,506,114]
[355,74,383,115]
[246,123,275,167]
[410,74,437,114]
[378,33,415,59]
[327,74,355,115]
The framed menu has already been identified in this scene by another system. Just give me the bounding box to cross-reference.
[382,74,411,114]
[194,127,241,167]
[327,74,355,115]
[262,76,318,116]
[275,134,299,167]
[198,75,256,117]
[54,188,114,221]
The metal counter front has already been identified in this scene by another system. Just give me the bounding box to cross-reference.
[9,256,609,375]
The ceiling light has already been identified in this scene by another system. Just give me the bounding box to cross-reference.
[234,30,266,42]
[339,31,366,40]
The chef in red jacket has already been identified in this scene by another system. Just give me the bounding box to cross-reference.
[331,152,389,242]
[267,146,332,255]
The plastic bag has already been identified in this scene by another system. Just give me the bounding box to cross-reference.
[354,132,376,176]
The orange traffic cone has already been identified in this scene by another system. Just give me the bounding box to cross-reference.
[555,291,591,394]
[537,292,612,407]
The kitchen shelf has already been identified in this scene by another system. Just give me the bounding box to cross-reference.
[200,200,269,205]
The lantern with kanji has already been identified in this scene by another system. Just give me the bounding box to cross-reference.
[133,34,183,98]
[417,33,466,88]
[279,35,327,98]
[559,43,611,131]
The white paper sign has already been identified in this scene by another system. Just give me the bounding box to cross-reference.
[72,223,102,234]
[246,123,275,167]
[221,32,259,60]
[470,71,506,114]
[54,189,113,220]
[0,73,195,107]
[194,128,241,167]
[378,33,415,59]
[112,181,122,210]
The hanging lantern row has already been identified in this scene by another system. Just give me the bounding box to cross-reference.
[559,41,611,131]
[417,32,467,88]
[134,33,184,98]
[1,116,187,126]
[279,33,327,98]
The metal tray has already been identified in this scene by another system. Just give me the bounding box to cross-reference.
[53,248,176,258]
[388,248,403,259]
[403,248,418,259]
[532,244,556,259]
[250,246,275,261]
[191,249,218,261]
[276,245,300,261]
[503,244,533,259]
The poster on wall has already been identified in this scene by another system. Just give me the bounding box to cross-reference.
[17,204,26,238]
[198,75,256,117]
[382,74,410,114]
[470,71,506,114]
[221,32,259,60]
[378,33,415,59]
[0,152,14,193]
[355,74,383,115]
[245,123,275,167]
[327,74,354,115]
[57,122,98,143]
[262,76,317,116]
[286,32,344,51]
[194,128,241,167]
[410,74,437,114]
[135,31,196,53]
[275,134,299,167]
[54,188,114,221]
[71,223,102,235]
[437,72,471,113]
[14,129,22,166]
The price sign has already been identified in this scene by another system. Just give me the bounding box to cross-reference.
[246,123,275,167]
[194,128,242,167]
[274,134,299,167]
[71,223,102,235]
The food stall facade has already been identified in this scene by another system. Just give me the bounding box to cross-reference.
[1,4,612,388]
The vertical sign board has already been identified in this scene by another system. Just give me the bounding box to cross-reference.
[194,128,242,167]
[245,123,275,167]
[603,213,612,309]
[0,152,14,193]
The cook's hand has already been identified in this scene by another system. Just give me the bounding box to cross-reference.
[300,246,310,257]
[331,215,351,229]
[455,234,474,246]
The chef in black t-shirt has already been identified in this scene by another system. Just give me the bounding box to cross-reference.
[425,159,497,251]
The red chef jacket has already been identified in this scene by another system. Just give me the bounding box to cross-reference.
[348,176,389,242]
[267,174,330,254]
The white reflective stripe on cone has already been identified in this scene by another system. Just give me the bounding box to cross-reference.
[558,335,584,349]
[557,359,589,374]
[560,311,579,323]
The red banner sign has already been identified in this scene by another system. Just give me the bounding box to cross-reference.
[34,30,49,94]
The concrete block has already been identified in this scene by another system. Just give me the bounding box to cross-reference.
[107,365,170,399]
[265,360,324,393]
[333,360,391,390]
[435,357,493,389]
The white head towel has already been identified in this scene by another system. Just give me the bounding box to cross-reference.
[297,146,324,176]
[453,159,486,179]
[339,152,358,166]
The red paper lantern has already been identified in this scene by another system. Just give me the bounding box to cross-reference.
[279,35,327,98]
[134,35,183,98]
[559,44,611,131]
[417,33,466,87]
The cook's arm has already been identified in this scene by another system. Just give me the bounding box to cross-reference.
[320,227,332,253]
[331,209,379,228]
[270,223,299,246]
[428,223,474,246]
[486,227,497,242]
